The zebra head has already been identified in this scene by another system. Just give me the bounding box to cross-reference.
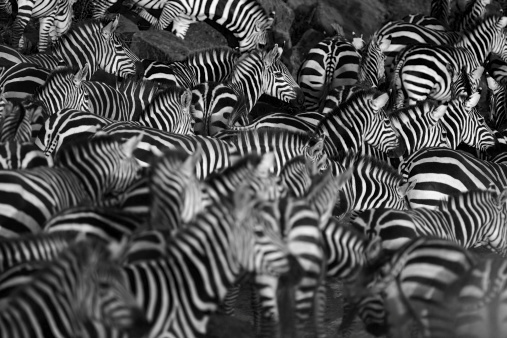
[98,15,141,79]
[390,100,450,158]
[56,134,143,200]
[264,45,305,110]
[33,65,91,116]
[241,10,275,52]
[363,91,405,158]
[449,92,497,152]
[230,187,295,277]
[149,145,205,230]
[72,237,151,335]
[358,35,390,88]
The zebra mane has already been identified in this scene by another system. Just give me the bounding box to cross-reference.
[149,147,191,171]
[456,15,504,45]
[438,189,498,211]
[184,46,239,65]
[389,99,439,118]
[151,84,189,101]
[336,151,403,183]
[116,76,158,96]
[204,153,263,182]
[317,87,384,126]
[227,128,319,145]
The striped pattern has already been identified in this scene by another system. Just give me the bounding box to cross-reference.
[127,0,275,52]
[352,189,507,254]
[0,239,150,337]
[394,16,507,105]
[0,135,142,237]
[400,147,507,209]
[297,34,360,111]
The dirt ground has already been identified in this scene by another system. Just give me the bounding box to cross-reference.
[207,279,375,338]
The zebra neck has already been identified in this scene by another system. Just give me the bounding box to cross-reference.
[229,60,264,112]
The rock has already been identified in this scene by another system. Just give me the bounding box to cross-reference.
[290,28,325,78]
[130,21,228,62]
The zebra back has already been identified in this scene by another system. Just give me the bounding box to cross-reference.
[455,256,507,338]
[96,122,234,178]
[364,237,476,338]
[138,85,194,134]
[297,35,360,111]
[400,147,507,209]
[0,238,150,337]
[402,14,447,31]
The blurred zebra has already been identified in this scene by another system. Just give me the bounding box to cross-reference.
[0,135,142,237]
[400,147,507,209]
[352,189,507,254]
[393,16,507,106]
[0,237,150,337]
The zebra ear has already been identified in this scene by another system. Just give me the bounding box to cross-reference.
[258,152,275,175]
[431,104,448,121]
[465,92,481,110]
[182,144,202,172]
[497,189,507,206]
[335,165,354,190]
[122,133,143,158]
[365,237,384,265]
[398,180,416,197]
[264,45,279,68]
[486,73,500,91]
[378,36,391,52]
[102,15,119,39]
[107,236,129,261]
[73,64,89,86]
[181,89,192,109]
[498,16,507,29]
[370,93,389,111]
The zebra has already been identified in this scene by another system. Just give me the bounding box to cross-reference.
[148,146,205,230]
[389,100,450,158]
[95,125,326,178]
[0,15,140,79]
[453,0,491,32]
[31,65,91,116]
[314,88,403,159]
[192,45,304,136]
[393,16,507,106]
[0,237,151,337]
[0,232,79,274]
[9,0,75,52]
[486,72,507,130]
[454,256,507,338]
[296,30,361,111]
[142,46,239,88]
[400,147,507,209]
[402,13,447,31]
[352,188,507,255]
[123,0,275,53]
[35,86,193,157]
[83,184,295,338]
[350,237,476,338]
[0,62,52,102]
[0,100,50,169]
[485,53,507,86]
[0,134,142,237]
[329,152,412,219]
[443,91,497,152]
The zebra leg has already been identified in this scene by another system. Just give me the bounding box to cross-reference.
[255,274,282,338]
[218,284,240,316]
[38,15,56,53]
[10,0,34,50]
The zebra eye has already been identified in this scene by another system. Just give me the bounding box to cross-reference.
[274,72,283,79]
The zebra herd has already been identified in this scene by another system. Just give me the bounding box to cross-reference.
[3,0,507,337]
